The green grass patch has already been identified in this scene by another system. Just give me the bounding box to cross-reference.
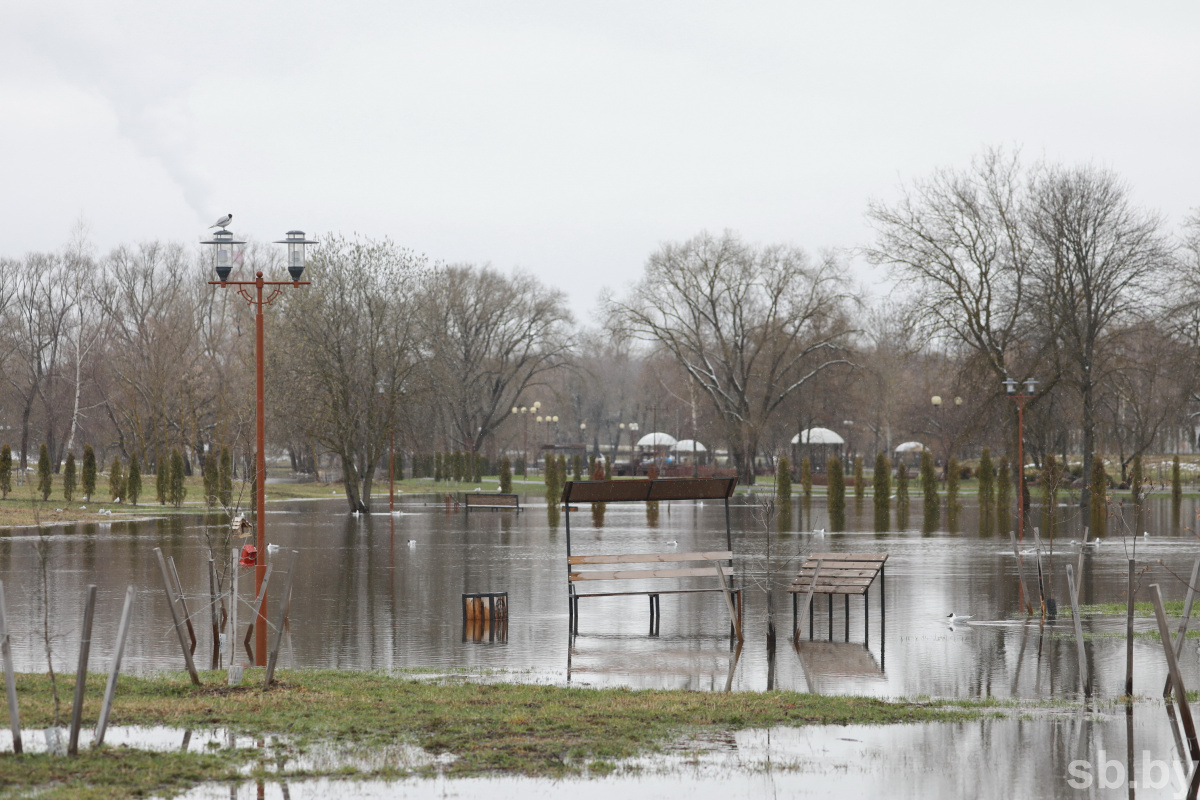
[5,668,986,798]
[1065,601,1187,617]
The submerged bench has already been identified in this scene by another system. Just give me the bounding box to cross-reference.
[463,493,521,513]
[788,552,887,642]
[561,477,742,639]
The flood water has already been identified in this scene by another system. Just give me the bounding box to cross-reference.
[5,487,1200,797]
[3,487,1199,699]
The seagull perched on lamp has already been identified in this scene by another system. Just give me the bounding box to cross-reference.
[210,213,233,229]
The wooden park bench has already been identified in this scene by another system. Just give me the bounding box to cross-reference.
[463,493,521,513]
[788,552,887,642]
[561,477,742,639]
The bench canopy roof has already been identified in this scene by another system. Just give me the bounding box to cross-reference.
[561,477,736,503]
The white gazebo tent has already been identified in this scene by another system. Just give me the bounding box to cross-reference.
[636,431,677,475]
[670,439,708,466]
[791,427,845,472]
[893,441,927,469]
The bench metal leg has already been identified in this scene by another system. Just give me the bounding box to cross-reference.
[865,588,869,647]
[844,595,849,641]
[828,594,833,641]
[809,597,814,640]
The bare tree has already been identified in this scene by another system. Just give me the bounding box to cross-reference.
[610,230,856,484]
[1027,164,1171,507]
[273,234,424,512]
[417,265,573,454]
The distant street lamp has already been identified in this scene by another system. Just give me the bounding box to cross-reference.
[202,227,316,667]
[1003,377,1038,543]
[930,395,962,480]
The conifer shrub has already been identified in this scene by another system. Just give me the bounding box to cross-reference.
[127,453,142,506]
[62,452,76,502]
[827,456,845,532]
[37,443,52,501]
[82,444,96,502]
[109,456,124,502]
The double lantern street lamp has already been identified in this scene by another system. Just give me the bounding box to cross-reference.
[1003,377,1039,544]
[511,402,540,473]
[201,227,318,667]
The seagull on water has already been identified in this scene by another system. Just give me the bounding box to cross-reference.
[267,543,280,554]
[666,540,678,547]
[407,539,416,547]
[946,612,974,624]
[1070,539,1101,550]
[210,213,233,229]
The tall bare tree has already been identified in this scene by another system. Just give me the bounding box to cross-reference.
[1028,164,1171,507]
[417,265,572,455]
[272,234,424,512]
[610,230,855,484]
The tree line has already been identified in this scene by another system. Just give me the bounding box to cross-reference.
[1,147,1196,508]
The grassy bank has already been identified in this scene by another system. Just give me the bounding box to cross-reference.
[5,668,984,799]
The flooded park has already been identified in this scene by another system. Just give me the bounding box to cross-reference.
[6,486,1200,797]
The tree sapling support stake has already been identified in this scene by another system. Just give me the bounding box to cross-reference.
[67,585,97,756]
[0,580,21,754]
[94,585,135,747]
[154,548,200,685]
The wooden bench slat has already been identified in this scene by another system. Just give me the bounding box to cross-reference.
[787,585,870,595]
[570,566,734,582]
[800,561,885,571]
[568,551,732,565]
[807,553,888,562]
[794,568,881,578]
[575,587,742,599]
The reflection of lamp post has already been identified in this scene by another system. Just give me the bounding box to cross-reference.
[1003,377,1038,542]
[203,227,316,667]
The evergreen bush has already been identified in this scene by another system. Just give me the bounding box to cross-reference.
[63,452,76,502]
[0,444,10,499]
[127,453,142,506]
[873,452,890,531]
[37,443,52,501]
[219,447,233,507]
[82,444,96,502]
[169,449,187,508]
[499,457,512,493]
[109,456,124,502]
[1089,455,1107,537]
[827,456,845,531]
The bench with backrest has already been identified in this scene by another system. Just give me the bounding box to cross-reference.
[463,492,521,513]
[561,477,742,638]
[787,552,887,642]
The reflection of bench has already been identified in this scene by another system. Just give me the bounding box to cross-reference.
[561,477,742,639]
[788,553,887,642]
[463,493,521,513]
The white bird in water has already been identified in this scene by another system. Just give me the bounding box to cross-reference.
[811,528,826,537]
[407,539,416,547]
[666,540,678,547]
[1019,548,1037,556]
[267,543,280,553]
[1071,539,1101,549]
[210,213,233,229]
[946,612,974,624]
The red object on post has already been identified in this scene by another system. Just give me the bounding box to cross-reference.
[239,544,258,567]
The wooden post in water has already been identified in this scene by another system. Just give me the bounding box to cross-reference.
[67,585,97,756]
[1164,556,1200,699]
[242,564,274,664]
[94,585,135,747]
[1151,583,1200,761]
[1126,559,1135,697]
[229,549,238,669]
[154,548,201,686]
[1065,565,1090,696]
[1073,528,1089,608]
[714,564,743,642]
[264,550,299,687]
[1008,530,1033,614]
[167,556,197,655]
[0,580,22,754]
[208,554,220,670]
[1031,526,1046,617]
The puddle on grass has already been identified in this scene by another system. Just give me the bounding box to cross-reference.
[161,706,1200,799]
[0,725,454,772]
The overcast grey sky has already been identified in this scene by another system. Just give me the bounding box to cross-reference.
[3,2,1197,321]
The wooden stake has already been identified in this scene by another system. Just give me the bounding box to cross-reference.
[713,564,743,642]
[0,580,22,755]
[166,556,196,655]
[1008,530,1033,614]
[94,585,134,747]
[207,554,220,670]
[1073,528,1088,607]
[1151,583,1200,761]
[1031,526,1046,616]
[154,548,200,686]
[67,585,97,756]
[229,550,238,670]
[241,564,274,663]
[1126,559,1135,697]
[265,550,298,687]
[1164,556,1200,698]
[1065,565,1089,696]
